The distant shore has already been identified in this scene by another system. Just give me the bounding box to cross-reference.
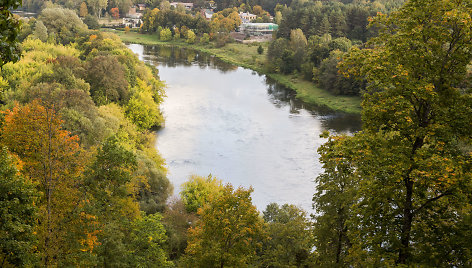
[104,29,362,114]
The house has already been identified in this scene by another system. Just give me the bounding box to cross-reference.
[239,23,278,36]
[170,2,194,10]
[200,9,214,20]
[123,17,142,28]
[137,4,147,11]
[239,12,256,23]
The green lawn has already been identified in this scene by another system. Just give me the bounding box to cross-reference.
[105,29,362,114]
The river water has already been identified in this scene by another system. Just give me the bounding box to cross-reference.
[128,44,361,212]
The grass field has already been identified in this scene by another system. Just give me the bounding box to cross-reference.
[104,29,362,114]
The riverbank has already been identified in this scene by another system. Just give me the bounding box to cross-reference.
[105,29,362,114]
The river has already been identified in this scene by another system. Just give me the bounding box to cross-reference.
[128,44,361,212]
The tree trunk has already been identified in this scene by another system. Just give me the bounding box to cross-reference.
[398,177,413,264]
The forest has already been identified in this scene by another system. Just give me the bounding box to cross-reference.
[2,0,472,267]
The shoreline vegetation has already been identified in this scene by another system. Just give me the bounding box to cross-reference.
[105,29,362,114]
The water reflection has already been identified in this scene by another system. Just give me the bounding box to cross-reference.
[142,45,238,73]
[138,44,362,133]
[127,43,361,212]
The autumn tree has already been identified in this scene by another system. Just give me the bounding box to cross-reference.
[186,29,195,44]
[313,0,472,266]
[110,7,120,19]
[1,100,84,266]
[180,174,223,213]
[0,148,39,267]
[83,136,140,266]
[184,184,265,267]
[79,2,88,17]
[160,28,172,41]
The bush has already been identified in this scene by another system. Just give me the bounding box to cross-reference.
[200,33,210,44]
[257,45,264,54]
[160,28,172,41]
[83,15,100,30]
[186,30,195,44]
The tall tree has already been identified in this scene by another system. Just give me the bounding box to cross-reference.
[0,148,38,267]
[184,184,265,267]
[79,2,88,17]
[1,100,84,266]
[33,20,48,42]
[259,203,313,267]
[316,0,472,265]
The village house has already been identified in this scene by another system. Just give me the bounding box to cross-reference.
[123,17,142,28]
[137,4,147,11]
[239,12,257,23]
[170,2,194,10]
[200,9,214,20]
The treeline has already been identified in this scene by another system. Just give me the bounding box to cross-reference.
[266,0,405,96]
[1,7,172,266]
[22,0,141,18]
[141,7,244,46]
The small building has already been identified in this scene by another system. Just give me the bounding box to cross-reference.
[123,17,142,28]
[201,9,214,20]
[170,2,194,10]
[239,12,256,23]
[137,4,147,11]
[239,23,278,36]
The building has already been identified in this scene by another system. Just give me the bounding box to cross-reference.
[239,12,256,23]
[123,17,142,28]
[201,9,214,20]
[137,4,147,11]
[239,23,278,36]
[170,2,194,10]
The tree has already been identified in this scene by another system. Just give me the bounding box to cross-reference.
[186,29,195,44]
[184,184,265,267]
[83,14,100,29]
[163,197,197,260]
[200,33,210,44]
[312,134,356,266]
[259,203,313,267]
[87,0,107,18]
[39,7,88,45]
[79,2,88,17]
[110,7,120,19]
[83,136,141,266]
[180,174,223,213]
[125,79,163,129]
[160,28,172,41]
[0,0,22,66]
[290,28,307,71]
[1,100,84,266]
[127,213,172,267]
[257,45,263,55]
[317,0,472,265]
[33,20,48,42]
[86,55,129,105]
[0,148,39,267]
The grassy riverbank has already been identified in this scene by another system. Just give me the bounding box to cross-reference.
[106,29,362,114]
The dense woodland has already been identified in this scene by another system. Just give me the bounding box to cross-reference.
[1,0,472,267]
